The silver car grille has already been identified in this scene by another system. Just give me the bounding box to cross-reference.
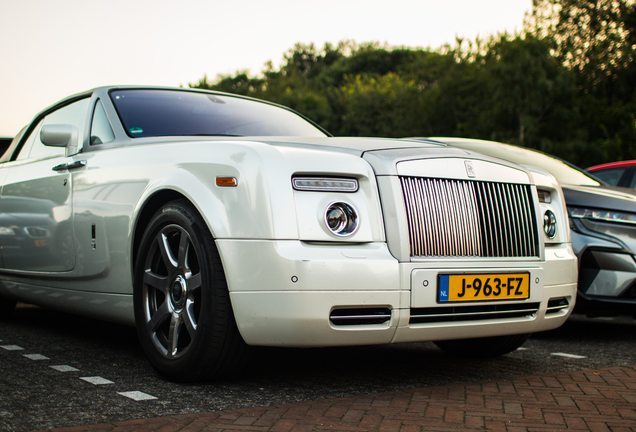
[400,177,539,258]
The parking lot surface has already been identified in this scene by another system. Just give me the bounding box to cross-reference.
[1,304,635,431]
[32,364,636,431]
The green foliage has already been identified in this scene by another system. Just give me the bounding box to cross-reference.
[530,0,636,98]
[337,73,425,137]
[482,35,580,152]
[529,0,636,163]
[190,2,636,168]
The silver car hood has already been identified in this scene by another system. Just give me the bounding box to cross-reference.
[563,184,636,212]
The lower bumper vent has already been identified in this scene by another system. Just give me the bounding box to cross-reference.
[546,298,569,315]
[410,302,540,324]
[330,308,391,326]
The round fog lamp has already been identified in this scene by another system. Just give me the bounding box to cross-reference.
[324,202,359,236]
[543,210,557,239]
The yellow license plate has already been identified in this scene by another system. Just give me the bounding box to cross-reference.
[34,239,47,247]
[438,273,530,302]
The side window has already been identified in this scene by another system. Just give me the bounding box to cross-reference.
[17,120,43,160]
[90,100,115,145]
[591,168,625,186]
[627,170,636,189]
[18,98,90,161]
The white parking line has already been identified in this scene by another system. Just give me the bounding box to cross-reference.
[23,354,49,360]
[50,365,79,372]
[118,391,157,401]
[81,376,114,385]
[551,352,587,359]
[1,345,24,351]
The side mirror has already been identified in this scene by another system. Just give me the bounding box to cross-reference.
[40,124,80,156]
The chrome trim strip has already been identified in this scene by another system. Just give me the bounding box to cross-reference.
[410,308,539,319]
[330,314,392,320]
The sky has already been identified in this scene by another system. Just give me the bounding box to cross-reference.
[0,0,532,137]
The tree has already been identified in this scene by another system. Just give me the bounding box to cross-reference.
[191,73,264,97]
[529,0,636,163]
[530,0,636,99]
[483,36,580,149]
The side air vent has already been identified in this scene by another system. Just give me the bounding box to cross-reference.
[546,298,569,315]
[330,308,391,326]
[410,302,540,324]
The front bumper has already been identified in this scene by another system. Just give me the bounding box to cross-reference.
[218,240,577,347]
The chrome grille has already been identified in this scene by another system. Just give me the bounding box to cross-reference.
[400,177,539,257]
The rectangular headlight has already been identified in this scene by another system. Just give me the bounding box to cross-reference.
[569,207,636,225]
[292,177,359,193]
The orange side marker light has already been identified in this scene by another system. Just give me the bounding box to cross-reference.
[216,177,238,187]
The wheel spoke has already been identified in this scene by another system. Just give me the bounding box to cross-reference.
[186,272,202,291]
[146,300,172,333]
[143,270,169,294]
[158,231,178,272]
[167,311,182,357]
[177,232,190,271]
[184,299,198,337]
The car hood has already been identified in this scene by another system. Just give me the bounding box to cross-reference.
[252,136,453,156]
[259,137,529,178]
[137,136,454,156]
[563,184,636,212]
[128,135,530,181]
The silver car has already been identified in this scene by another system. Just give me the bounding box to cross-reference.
[0,88,577,381]
[437,137,636,318]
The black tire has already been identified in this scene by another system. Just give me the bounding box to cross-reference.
[434,333,531,358]
[0,295,16,320]
[134,199,250,382]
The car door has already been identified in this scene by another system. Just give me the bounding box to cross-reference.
[0,98,90,272]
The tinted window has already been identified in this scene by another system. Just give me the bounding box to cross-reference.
[17,121,43,160]
[590,167,625,186]
[110,89,327,138]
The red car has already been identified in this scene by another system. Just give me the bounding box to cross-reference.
[588,160,636,188]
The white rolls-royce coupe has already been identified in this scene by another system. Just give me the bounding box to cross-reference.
[0,87,577,381]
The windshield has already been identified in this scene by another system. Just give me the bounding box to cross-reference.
[110,89,328,138]
[445,139,601,187]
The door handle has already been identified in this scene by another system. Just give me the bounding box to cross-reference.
[52,160,87,171]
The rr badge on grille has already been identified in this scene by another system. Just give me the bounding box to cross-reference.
[465,161,476,178]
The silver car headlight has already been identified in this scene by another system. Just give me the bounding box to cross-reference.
[324,202,359,236]
[543,210,557,239]
[292,177,359,193]
[0,227,15,236]
[568,207,636,225]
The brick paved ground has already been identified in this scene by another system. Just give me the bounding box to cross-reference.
[35,365,636,432]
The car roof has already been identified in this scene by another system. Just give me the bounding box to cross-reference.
[588,160,636,171]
